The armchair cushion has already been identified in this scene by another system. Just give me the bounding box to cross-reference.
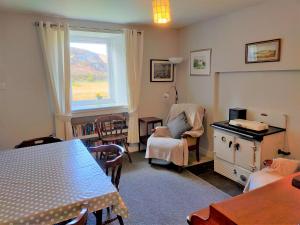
[270,158,300,176]
[167,112,192,139]
[244,158,300,192]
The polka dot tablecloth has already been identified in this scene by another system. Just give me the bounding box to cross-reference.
[0,139,128,225]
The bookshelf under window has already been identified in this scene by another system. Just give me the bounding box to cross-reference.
[71,112,128,147]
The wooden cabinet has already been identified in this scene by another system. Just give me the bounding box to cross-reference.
[213,128,285,185]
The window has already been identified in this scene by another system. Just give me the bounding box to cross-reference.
[70,30,127,111]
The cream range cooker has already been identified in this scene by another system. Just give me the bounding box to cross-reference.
[211,121,286,186]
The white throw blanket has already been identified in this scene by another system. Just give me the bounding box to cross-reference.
[244,158,299,192]
[145,104,205,166]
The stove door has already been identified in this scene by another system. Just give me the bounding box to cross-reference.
[234,137,256,171]
[214,130,235,163]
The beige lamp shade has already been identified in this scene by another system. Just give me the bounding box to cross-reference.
[152,0,171,24]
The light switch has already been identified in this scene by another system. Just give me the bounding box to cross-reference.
[0,82,7,90]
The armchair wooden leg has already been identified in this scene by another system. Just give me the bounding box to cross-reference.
[196,149,200,162]
[196,137,200,162]
[177,166,183,173]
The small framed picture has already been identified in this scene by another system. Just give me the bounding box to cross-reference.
[190,49,211,76]
[150,59,174,82]
[245,39,281,63]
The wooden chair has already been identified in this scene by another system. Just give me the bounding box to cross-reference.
[15,135,62,148]
[89,144,125,225]
[95,115,132,163]
[66,204,88,225]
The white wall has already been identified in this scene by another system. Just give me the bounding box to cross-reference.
[177,0,300,158]
[0,11,179,149]
[138,25,180,120]
[0,12,54,149]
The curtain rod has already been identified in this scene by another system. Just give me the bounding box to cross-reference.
[34,21,142,34]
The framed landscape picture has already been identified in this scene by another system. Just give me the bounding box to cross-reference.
[150,59,174,82]
[245,39,281,63]
[190,49,211,76]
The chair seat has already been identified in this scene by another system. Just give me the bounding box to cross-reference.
[146,135,187,166]
[102,134,127,143]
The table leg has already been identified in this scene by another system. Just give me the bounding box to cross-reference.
[94,209,103,225]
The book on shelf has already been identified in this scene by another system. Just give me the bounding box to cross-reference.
[72,123,97,137]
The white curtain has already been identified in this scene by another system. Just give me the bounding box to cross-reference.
[37,21,73,140]
[125,29,144,144]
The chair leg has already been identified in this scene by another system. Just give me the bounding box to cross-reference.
[148,158,152,164]
[106,207,110,217]
[123,141,132,163]
[117,215,124,225]
[94,209,103,225]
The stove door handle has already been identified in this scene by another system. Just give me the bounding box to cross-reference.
[228,141,233,148]
[234,143,240,151]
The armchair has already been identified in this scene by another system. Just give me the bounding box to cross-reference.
[145,104,205,168]
[244,157,300,192]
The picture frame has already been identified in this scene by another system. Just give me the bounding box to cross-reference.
[245,39,281,64]
[150,59,174,82]
[190,49,211,76]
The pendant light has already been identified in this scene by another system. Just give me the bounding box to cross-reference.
[152,0,171,24]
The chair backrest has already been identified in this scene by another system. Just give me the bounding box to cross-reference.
[66,204,88,225]
[90,144,124,190]
[15,136,62,148]
[105,154,123,190]
[95,115,127,139]
[167,103,205,131]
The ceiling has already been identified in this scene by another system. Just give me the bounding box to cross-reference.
[0,0,266,28]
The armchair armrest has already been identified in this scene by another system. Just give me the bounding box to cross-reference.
[181,129,204,139]
[152,126,171,137]
[181,133,193,138]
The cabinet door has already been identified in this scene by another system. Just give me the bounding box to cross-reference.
[235,137,256,171]
[214,130,235,163]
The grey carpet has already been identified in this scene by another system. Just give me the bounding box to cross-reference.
[88,152,230,225]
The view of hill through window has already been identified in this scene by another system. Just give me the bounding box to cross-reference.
[70,42,110,102]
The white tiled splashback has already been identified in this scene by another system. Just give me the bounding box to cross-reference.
[246,109,287,129]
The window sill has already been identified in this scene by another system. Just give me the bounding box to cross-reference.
[72,105,128,118]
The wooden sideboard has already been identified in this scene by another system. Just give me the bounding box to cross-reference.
[188,172,300,225]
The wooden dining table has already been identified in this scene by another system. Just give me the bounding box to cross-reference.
[0,139,128,225]
[188,172,300,225]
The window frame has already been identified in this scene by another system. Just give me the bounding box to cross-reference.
[70,33,122,112]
